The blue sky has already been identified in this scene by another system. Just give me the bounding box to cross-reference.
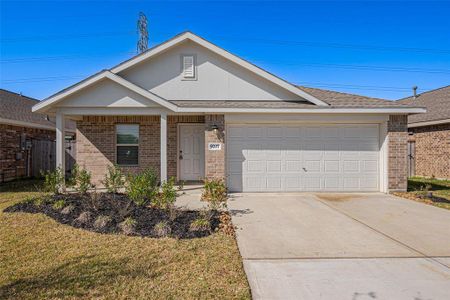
[1,0,450,100]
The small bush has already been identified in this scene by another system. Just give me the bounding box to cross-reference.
[75,211,92,225]
[102,164,125,194]
[126,168,158,206]
[119,217,137,235]
[31,195,51,207]
[178,180,185,193]
[66,164,79,188]
[201,178,227,210]
[41,168,64,194]
[190,217,211,232]
[75,167,94,194]
[153,221,171,237]
[94,215,112,230]
[153,177,177,210]
[61,204,75,215]
[52,199,66,210]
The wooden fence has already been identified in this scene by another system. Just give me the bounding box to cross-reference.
[31,140,76,177]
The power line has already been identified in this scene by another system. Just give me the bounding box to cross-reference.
[2,31,450,55]
[1,52,135,63]
[1,31,135,43]
[1,75,429,93]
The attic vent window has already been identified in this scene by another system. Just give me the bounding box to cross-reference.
[182,55,195,79]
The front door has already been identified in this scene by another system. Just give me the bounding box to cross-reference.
[179,124,205,181]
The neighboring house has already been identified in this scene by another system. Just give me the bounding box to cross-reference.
[397,86,450,179]
[32,32,424,193]
[0,89,75,182]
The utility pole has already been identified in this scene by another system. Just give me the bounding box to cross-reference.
[137,12,148,53]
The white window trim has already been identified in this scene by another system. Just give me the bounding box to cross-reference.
[116,124,140,166]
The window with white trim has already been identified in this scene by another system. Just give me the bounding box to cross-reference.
[182,55,195,78]
[116,124,139,165]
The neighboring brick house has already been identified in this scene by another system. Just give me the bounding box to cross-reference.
[397,86,450,179]
[32,32,424,193]
[0,89,75,182]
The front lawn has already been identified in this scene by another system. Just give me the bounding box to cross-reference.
[393,177,450,210]
[0,179,250,299]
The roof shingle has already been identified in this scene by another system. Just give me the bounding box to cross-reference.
[397,85,450,124]
[0,89,75,130]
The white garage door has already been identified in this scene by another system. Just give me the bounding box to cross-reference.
[227,124,380,192]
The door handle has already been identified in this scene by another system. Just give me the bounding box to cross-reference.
[179,150,183,160]
[303,167,307,172]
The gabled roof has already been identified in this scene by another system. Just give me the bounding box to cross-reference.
[111,31,328,106]
[0,89,75,131]
[33,31,329,113]
[397,85,450,125]
[33,71,177,113]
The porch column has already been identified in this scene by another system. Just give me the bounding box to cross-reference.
[160,112,167,183]
[55,111,66,176]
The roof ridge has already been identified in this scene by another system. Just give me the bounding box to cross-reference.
[297,85,392,102]
[0,88,40,102]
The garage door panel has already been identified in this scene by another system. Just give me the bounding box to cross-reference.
[247,160,265,173]
[227,124,379,192]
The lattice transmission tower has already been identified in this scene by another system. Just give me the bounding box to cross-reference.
[137,12,148,53]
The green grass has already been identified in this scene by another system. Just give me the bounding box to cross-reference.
[396,177,450,210]
[0,180,250,299]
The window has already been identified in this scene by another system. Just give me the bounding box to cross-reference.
[182,55,195,78]
[116,124,139,165]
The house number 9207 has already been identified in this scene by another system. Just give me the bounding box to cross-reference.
[208,143,221,151]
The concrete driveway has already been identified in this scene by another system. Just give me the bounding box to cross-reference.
[228,193,450,300]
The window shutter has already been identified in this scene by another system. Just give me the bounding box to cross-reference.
[183,55,195,78]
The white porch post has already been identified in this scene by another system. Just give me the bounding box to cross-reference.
[160,112,167,183]
[55,111,66,177]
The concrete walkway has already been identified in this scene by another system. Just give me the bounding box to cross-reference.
[228,193,450,300]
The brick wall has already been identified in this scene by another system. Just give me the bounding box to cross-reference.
[388,115,408,191]
[77,115,205,185]
[0,124,55,182]
[204,114,225,179]
[409,123,450,179]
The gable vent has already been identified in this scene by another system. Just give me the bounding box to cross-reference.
[183,55,195,78]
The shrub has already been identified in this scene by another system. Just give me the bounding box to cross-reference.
[102,164,125,194]
[52,199,66,210]
[153,177,177,210]
[31,195,51,207]
[153,221,171,237]
[41,168,64,194]
[93,215,112,230]
[190,217,211,232]
[201,178,227,210]
[126,168,158,206]
[75,167,94,194]
[119,217,137,235]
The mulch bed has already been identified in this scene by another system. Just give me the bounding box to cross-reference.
[4,193,233,239]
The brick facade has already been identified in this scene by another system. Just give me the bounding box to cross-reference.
[0,124,55,182]
[76,114,410,191]
[205,114,226,179]
[409,123,450,179]
[76,115,206,185]
[387,115,408,191]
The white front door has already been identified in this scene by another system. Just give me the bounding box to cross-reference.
[179,124,205,181]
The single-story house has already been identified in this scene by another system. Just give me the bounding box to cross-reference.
[0,89,75,182]
[32,32,425,193]
[397,86,450,179]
